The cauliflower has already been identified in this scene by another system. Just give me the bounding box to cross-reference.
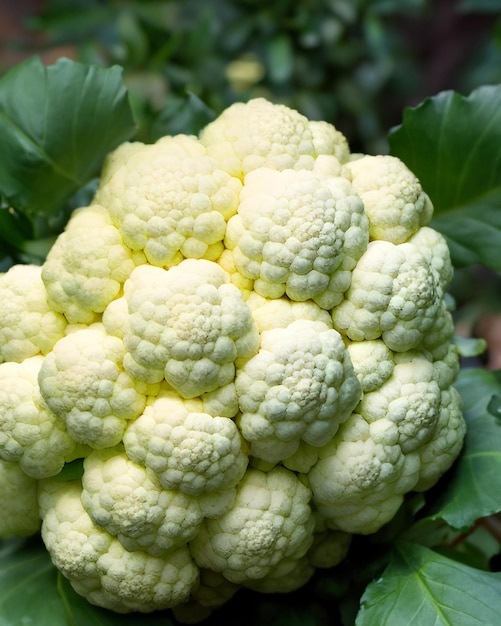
[93,135,242,267]
[189,467,315,585]
[0,264,67,362]
[331,231,452,351]
[81,446,204,556]
[118,259,260,394]
[0,356,78,478]
[0,458,40,537]
[224,165,368,308]
[38,324,153,449]
[346,154,434,244]
[235,319,361,462]
[39,478,199,613]
[0,97,466,620]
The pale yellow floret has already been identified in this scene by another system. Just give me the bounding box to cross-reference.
[81,446,204,556]
[346,339,394,393]
[308,120,351,163]
[309,413,421,534]
[357,351,442,454]
[414,387,466,491]
[246,292,332,333]
[346,154,434,244]
[236,319,362,463]
[38,324,151,449]
[189,467,315,584]
[199,97,316,178]
[0,264,67,363]
[121,260,260,395]
[39,479,200,614]
[331,237,445,352]
[0,356,77,478]
[224,167,368,308]
[408,225,454,293]
[42,204,145,324]
[0,458,40,537]
[123,390,248,513]
[94,134,242,267]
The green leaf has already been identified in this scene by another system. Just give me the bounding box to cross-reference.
[0,56,136,223]
[0,542,68,626]
[427,368,501,529]
[486,394,501,422]
[453,335,487,358]
[388,85,501,270]
[356,542,501,626]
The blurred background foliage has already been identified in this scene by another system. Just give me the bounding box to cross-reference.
[1,0,501,354]
[1,0,501,154]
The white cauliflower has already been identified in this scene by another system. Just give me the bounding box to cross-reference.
[0,96,466,620]
[224,166,368,308]
[118,259,260,395]
[94,134,242,267]
[38,324,152,449]
[0,264,67,362]
[236,319,362,462]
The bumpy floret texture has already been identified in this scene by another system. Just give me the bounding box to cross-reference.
[93,135,242,267]
[0,97,465,620]
[0,264,67,362]
[42,204,146,324]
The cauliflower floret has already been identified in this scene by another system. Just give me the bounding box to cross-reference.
[235,320,362,463]
[81,446,204,556]
[307,529,352,569]
[224,167,368,308]
[189,467,315,584]
[0,458,40,537]
[199,97,316,178]
[38,324,152,449]
[120,260,260,395]
[0,356,77,478]
[94,134,242,267]
[308,120,351,163]
[346,154,433,244]
[331,235,446,351]
[347,339,394,393]
[41,205,145,324]
[172,569,241,624]
[414,387,466,491]
[246,292,332,333]
[0,264,67,363]
[309,413,421,534]
[357,351,442,454]
[408,226,454,294]
[39,479,199,613]
[123,391,248,515]
[244,554,315,594]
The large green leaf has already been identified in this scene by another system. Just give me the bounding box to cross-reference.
[0,542,68,626]
[388,85,501,270]
[426,368,501,529]
[356,542,501,625]
[0,56,136,223]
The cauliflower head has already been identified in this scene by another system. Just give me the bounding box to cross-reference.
[0,97,466,620]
